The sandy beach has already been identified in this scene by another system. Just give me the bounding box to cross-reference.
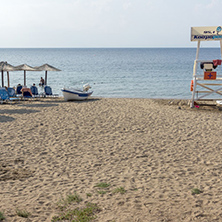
[1,97,222,221]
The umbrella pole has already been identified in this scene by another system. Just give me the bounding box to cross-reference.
[7,71,10,88]
[45,71,47,85]
[1,71,4,87]
[24,70,26,86]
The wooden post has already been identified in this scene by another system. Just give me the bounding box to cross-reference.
[7,71,9,88]
[1,70,4,87]
[45,71,47,86]
[24,70,26,86]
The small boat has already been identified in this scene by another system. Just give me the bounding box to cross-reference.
[61,84,93,101]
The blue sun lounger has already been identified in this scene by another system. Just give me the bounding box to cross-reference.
[21,88,33,100]
[16,85,23,95]
[0,88,20,104]
[44,85,59,97]
[7,87,17,97]
[30,85,39,97]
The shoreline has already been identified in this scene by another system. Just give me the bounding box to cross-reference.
[1,97,222,221]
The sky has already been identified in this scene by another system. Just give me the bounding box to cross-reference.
[1,0,222,48]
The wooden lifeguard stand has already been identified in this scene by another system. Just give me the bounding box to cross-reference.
[190,26,222,108]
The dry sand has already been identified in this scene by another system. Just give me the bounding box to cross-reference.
[1,97,222,221]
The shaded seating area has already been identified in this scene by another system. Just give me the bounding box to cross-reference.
[0,62,61,100]
[0,88,20,104]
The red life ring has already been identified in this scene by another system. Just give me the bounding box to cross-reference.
[190,80,194,91]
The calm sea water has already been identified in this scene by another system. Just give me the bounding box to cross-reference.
[1,48,221,99]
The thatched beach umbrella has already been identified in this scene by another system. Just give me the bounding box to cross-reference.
[14,64,37,86]
[0,61,17,87]
[34,64,61,85]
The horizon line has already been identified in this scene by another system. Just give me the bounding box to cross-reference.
[0,46,220,49]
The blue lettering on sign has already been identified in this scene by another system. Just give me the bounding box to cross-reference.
[213,35,222,39]
[193,35,213,40]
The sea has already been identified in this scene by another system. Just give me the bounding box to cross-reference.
[1,48,222,99]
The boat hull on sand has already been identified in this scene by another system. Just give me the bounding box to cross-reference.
[61,88,93,101]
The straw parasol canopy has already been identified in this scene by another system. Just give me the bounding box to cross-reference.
[34,64,61,85]
[0,62,61,88]
[0,61,17,87]
[14,64,37,86]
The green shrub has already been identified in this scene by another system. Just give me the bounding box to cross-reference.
[94,182,110,188]
[191,188,203,195]
[0,211,5,221]
[16,209,31,218]
[112,187,126,194]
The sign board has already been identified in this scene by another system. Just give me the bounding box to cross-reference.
[191,26,222,41]
[204,71,217,80]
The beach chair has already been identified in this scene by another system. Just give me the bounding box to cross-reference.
[7,87,17,97]
[21,88,33,100]
[16,85,23,95]
[44,85,52,96]
[44,85,58,97]
[30,85,39,97]
[0,87,20,104]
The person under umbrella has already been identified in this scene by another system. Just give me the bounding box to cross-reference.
[39,77,45,86]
